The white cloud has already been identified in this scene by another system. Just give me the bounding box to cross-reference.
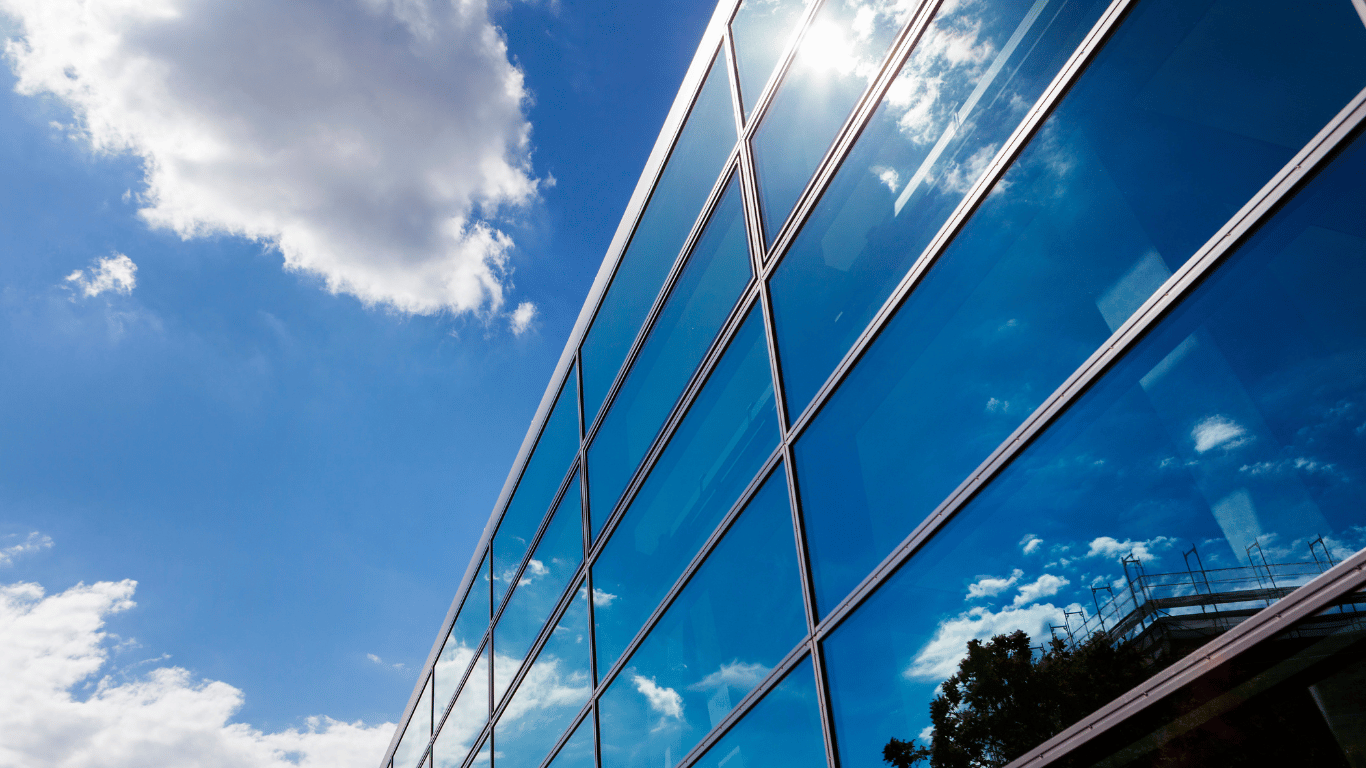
[63,253,137,298]
[965,569,1021,600]
[1085,535,1173,563]
[631,675,683,721]
[904,601,1065,681]
[366,653,405,671]
[687,661,770,693]
[2,0,540,316]
[1192,415,1250,453]
[590,588,617,608]
[0,531,53,566]
[1020,535,1043,555]
[1011,573,1069,607]
[0,578,393,768]
[509,301,536,335]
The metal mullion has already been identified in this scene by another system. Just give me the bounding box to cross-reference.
[758,0,945,261]
[737,131,766,281]
[808,84,1366,648]
[778,0,1137,444]
[591,699,602,768]
[434,631,491,743]
[723,30,746,136]
[1010,547,1366,767]
[585,282,762,565]
[461,728,492,768]
[492,457,583,626]
[1353,0,1366,28]
[591,445,787,698]
[491,568,589,723]
[808,635,841,768]
[732,0,830,142]
[533,701,596,768]
[757,284,790,437]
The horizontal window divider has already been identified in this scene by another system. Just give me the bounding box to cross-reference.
[779,0,1137,446]
[729,0,829,145]
[809,77,1366,654]
[761,0,945,260]
[582,151,743,449]
[433,631,491,744]
[492,457,583,624]
[1354,0,1366,28]
[491,566,590,720]
[590,442,787,698]
[534,699,597,768]
[1009,546,1366,768]
[458,726,492,768]
[586,282,763,564]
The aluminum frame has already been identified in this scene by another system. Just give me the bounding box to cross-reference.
[383,1,1366,767]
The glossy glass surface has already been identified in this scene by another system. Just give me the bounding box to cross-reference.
[435,554,491,709]
[495,585,592,768]
[597,468,807,768]
[588,174,752,538]
[495,370,580,607]
[547,715,596,768]
[591,309,780,674]
[395,676,434,768]
[794,0,1366,617]
[495,472,585,704]
[750,0,909,245]
[821,128,1366,768]
[581,53,739,425]
[689,657,826,768]
[434,646,489,768]
[768,0,1109,415]
[730,0,814,121]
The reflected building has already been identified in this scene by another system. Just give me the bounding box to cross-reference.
[380,2,1366,768]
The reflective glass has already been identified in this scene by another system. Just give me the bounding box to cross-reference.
[597,468,807,768]
[396,676,434,768]
[581,53,739,425]
[794,0,1366,617]
[435,646,489,768]
[436,554,491,709]
[547,715,596,768]
[820,127,1366,768]
[474,737,491,768]
[768,0,1110,415]
[588,174,753,538]
[496,471,585,704]
[591,309,780,674]
[496,585,592,768]
[750,0,909,245]
[689,657,826,768]
[730,0,814,121]
[495,370,580,607]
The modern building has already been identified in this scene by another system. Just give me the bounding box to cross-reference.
[380,1,1366,767]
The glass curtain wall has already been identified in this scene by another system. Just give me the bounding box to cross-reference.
[381,2,1366,768]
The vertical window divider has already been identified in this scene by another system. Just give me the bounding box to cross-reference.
[1353,0,1366,28]
[723,29,746,135]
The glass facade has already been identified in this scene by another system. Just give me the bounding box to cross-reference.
[381,3,1366,768]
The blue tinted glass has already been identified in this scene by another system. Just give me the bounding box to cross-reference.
[769,0,1109,415]
[581,53,739,425]
[730,0,814,120]
[396,676,434,768]
[495,370,580,606]
[690,657,826,768]
[750,0,907,245]
[591,309,780,674]
[794,0,1366,617]
[597,468,807,768]
[821,127,1366,768]
[435,554,491,709]
[495,585,592,768]
[495,472,585,704]
[547,715,596,768]
[588,175,753,538]
[435,646,489,768]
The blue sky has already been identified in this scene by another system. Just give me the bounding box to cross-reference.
[0,0,713,762]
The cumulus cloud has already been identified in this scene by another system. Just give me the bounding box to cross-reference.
[0,531,53,566]
[965,569,1021,600]
[904,601,1066,681]
[632,675,683,721]
[509,301,536,335]
[1086,535,1173,563]
[0,578,393,768]
[1191,415,1251,453]
[687,661,771,693]
[367,653,406,671]
[63,253,137,298]
[588,588,618,608]
[1011,573,1069,607]
[2,0,541,316]
[1020,535,1043,555]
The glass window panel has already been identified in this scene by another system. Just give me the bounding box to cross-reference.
[435,646,490,768]
[750,0,909,245]
[730,0,815,121]
[768,0,1111,416]
[690,657,826,768]
[496,472,585,704]
[820,127,1366,768]
[495,584,593,768]
[588,174,753,538]
[794,0,1366,617]
[591,308,780,674]
[581,53,739,425]
[396,676,434,768]
[597,468,807,768]
[436,554,491,709]
[495,369,580,607]
[474,736,491,768]
[547,714,596,768]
